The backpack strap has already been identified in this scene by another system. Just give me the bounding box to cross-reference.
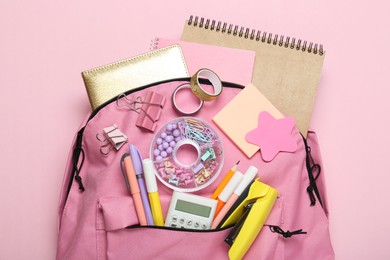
[302,134,323,208]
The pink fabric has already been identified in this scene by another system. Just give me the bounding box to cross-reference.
[56,80,334,259]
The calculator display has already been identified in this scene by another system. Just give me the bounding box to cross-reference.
[175,199,212,217]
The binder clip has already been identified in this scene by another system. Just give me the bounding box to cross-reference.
[96,124,128,156]
[116,91,166,132]
[218,179,278,260]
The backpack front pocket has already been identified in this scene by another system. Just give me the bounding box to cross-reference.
[97,195,285,260]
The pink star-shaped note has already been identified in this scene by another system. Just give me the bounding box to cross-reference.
[245,111,298,162]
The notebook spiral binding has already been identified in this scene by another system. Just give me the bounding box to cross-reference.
[187,15,324,56]
[150,37,159,51]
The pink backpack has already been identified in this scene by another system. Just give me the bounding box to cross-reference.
[56,78,334,259]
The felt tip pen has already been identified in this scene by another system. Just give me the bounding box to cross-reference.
[142,158,164,226]
[211,161,240,200]
[212,166,258,229]
[129,144,154,226]
[214,171,243,219]
[122,153,147,226]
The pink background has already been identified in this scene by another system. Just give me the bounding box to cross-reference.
[1,0,389,259]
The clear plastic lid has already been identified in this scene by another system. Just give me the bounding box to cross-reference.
[150,117,224,192]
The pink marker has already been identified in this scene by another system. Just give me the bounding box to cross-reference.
[211,166,258,229]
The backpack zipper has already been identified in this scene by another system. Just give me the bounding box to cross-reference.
[65,78,244,201]
[65,78,320,210]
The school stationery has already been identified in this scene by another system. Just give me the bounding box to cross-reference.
[221,180,278,260]
[96,124,128,155]
[172,83,204,115]
[213,83,283,158]
[151,37,255,86]
[121,153,147,226]
[211,166,258,229]
[246,111,298,161]
[181,16,326,136]
[142,158,164,226]
[190,68,222,101]
[58,78,334,259]
[82,45,189,110]
[214,171,243,217]
[210,161,240,200]
[165,191,217,230]
[129,145,154,225]
[150,117,224,192]
[116,90,166,132]
[135,91,166,132]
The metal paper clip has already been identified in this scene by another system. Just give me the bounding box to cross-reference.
[116,90,166,132]
[96,124,128,156]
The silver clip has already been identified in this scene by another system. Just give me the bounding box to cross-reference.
[116,93,160,123]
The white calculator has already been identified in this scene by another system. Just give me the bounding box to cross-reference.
[165,191,217,230]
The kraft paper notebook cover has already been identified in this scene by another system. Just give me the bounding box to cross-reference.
[213,83,284,158]
[82,45,189,110]
[151,37,255,86]
[181,16,326,137]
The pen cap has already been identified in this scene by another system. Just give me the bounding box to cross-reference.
[130,144,143,175]
[142,158,158,193]
[234,166,258,196]
[218,171,243,202]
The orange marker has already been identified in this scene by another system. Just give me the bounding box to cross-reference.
[212,166,258,228]
[214,170,243,218]
[211,161,240,200]
[122,153,147,226]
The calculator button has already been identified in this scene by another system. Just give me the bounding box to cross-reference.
[187,219,193,226]
[194,221,200,228]
[170,223,177,228]
[172,215,178,222]
[179,218,185,224]
[201,223,208,230]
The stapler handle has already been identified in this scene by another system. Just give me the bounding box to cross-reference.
[225,202,254,246]
[227,186,278,260]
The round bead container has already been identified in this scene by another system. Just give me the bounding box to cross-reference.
[150,117,224,192]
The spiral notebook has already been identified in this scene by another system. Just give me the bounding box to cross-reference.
[181,16,326,137]
[151,37,255,86]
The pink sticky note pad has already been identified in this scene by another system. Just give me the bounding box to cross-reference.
[245,111,298,162]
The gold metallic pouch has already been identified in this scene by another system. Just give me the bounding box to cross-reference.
[82,45,189,110]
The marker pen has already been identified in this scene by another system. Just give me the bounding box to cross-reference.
[211,161,240,200]
[129,145,154,226]
[214,171,243,218]
[122,153,147,226]
[142,158,164,226]
[212,166,258,228]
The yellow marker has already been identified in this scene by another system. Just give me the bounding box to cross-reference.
[142,158,164,226]
[211,161,240,199]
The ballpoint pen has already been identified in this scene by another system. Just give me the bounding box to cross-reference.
[129,144,154,225]
[142,158,164,226]
[121,153,147,226]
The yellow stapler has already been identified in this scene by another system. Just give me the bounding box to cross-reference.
[220,179,278,260]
